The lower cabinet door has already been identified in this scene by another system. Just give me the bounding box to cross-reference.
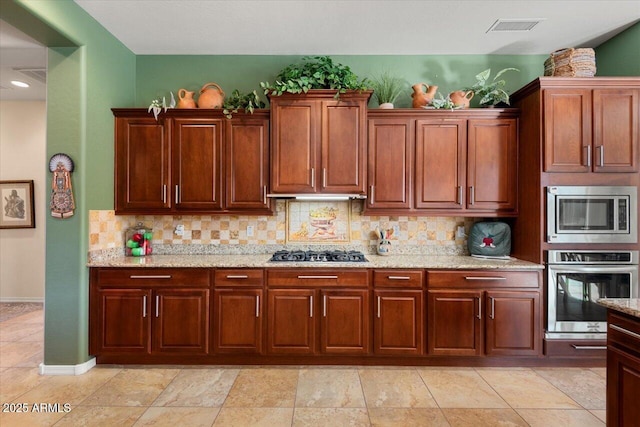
[267,289,315,354]
[321,290,370,355]
[214,289,263,354]
[96,289,151,354]
[485,291,540,356]
[374,290,424,355]
[607,346,640,426]
[427,290,482,356]
[152,289,210,355]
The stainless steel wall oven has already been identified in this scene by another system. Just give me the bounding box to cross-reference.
[546,250,639,339]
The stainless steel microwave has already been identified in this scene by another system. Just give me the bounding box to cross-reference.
[547,186,637,244]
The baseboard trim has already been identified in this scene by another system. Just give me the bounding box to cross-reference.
[39,357,96,376]
[0,297,44,303]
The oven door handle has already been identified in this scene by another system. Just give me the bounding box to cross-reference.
[548,266,637,274]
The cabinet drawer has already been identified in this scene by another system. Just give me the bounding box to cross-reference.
[96,268,210,287]
[608,312,640,354]
[267,269,369,287]
[427,270,539,289]
[215,269,264,287]
[544,339,607,358]
[373,270,424,288]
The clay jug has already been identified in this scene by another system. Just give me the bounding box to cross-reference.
[177,88,197,109]
[197,82,225,109]
[449,90,474,108]
[411,83,438,108]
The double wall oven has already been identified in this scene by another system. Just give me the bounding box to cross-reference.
[545,186,639,340]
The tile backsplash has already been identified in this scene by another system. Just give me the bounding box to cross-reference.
[89,200,476,256]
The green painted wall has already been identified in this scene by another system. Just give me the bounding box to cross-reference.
[596,22,640,76]
[136,55,546,108]
[1,0,135,365]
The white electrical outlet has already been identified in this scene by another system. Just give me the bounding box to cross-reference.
[456,226,466,238]
[247,225,254,237]
[393,225,400,236]
[175,224,184,236]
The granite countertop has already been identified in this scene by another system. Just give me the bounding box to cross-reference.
[598,298,640,319]
[87,253,543,270]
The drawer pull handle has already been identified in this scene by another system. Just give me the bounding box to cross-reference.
[226,275,249,279]
[130,275,172,279]
[142,295,147,318]
[387,276,410,280]
[297,275,338,279]
[465,276,506,281]
[256,295,260,318]
[610,324,640,341]
[571,345,607,350]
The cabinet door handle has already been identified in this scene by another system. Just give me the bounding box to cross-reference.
[142,295,147,318]
[322,168,327,188]
[175,185,180,204]
[297,275,338,279]
[256,295,260,318]
[226,275,248,279]
[571,345,607,350]
[130,275,172,279]
[310,168,315,188]
[162,185,167,204]
[387,276,410,280]
[489,297,495,319]
[465,276,506,281]
[598,145,604,167]
[369,185,375,205]
[377,296,381,318]
[477,297,482,319]
[155,295,159,318]
[610,324,640,340]
[469,186,475,205]
[309,295,313,318]
[323,295,327,317]
[457,186,463,205]
[585,145,591,167]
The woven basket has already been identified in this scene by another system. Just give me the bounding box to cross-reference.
[544,48,596,77]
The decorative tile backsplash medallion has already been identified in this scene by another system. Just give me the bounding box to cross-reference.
[88,201,477,257]
[286,201,351,244]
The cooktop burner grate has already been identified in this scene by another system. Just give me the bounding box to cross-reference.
[269,250,368,263]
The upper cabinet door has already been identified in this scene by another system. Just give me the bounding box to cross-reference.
[270,99,318,193]
[321,100,367,194]
[366,117,413,210]
[593,89,639,173]
[114,116,171,212]
[543,89,592,172]
[415,119,466,209]
[467,119,518,212]
[225,117,271,211]
[172,118,223,211]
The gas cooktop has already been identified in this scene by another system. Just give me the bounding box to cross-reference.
[269,250,368,263]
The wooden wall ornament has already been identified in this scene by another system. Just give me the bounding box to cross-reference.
[49,153,76,218]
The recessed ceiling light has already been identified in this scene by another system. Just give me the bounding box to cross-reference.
[11,80,30,88]
[487,19,545,32]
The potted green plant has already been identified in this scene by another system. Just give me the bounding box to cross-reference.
[369,71,406,108]
[427,93,461,110]
[464,68,519,107]
[260,56,369,98]
[222,89,266,119]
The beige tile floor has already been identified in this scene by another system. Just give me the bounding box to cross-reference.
[0,308,607,426]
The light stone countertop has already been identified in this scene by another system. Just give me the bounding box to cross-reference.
[87,253,543,270]
[597,298,640,319]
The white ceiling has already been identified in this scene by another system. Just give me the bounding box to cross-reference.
[1,1,639,101]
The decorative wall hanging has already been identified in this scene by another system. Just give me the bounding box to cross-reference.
[49,153,76,218]
[286,200,351,244]
[0,180,35,229]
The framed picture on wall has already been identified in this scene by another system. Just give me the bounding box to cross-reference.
[0,180,35,229]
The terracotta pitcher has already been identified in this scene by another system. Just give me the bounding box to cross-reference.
[197,82,225,109]
[449,90,474,108]
[177,88,196,109]
[411,83,438,108]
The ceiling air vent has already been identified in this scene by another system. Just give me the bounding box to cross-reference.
[13,67,47,83]
[487,19,544,32]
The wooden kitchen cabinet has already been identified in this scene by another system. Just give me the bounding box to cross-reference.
[213,269,264,354]
[113,109,272,215]
[427,270,541,357]
[542,86,638,173]
[373,270,424,355]
[269,90,371,195]
[266,269,370,355]
[89,268,211,360]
